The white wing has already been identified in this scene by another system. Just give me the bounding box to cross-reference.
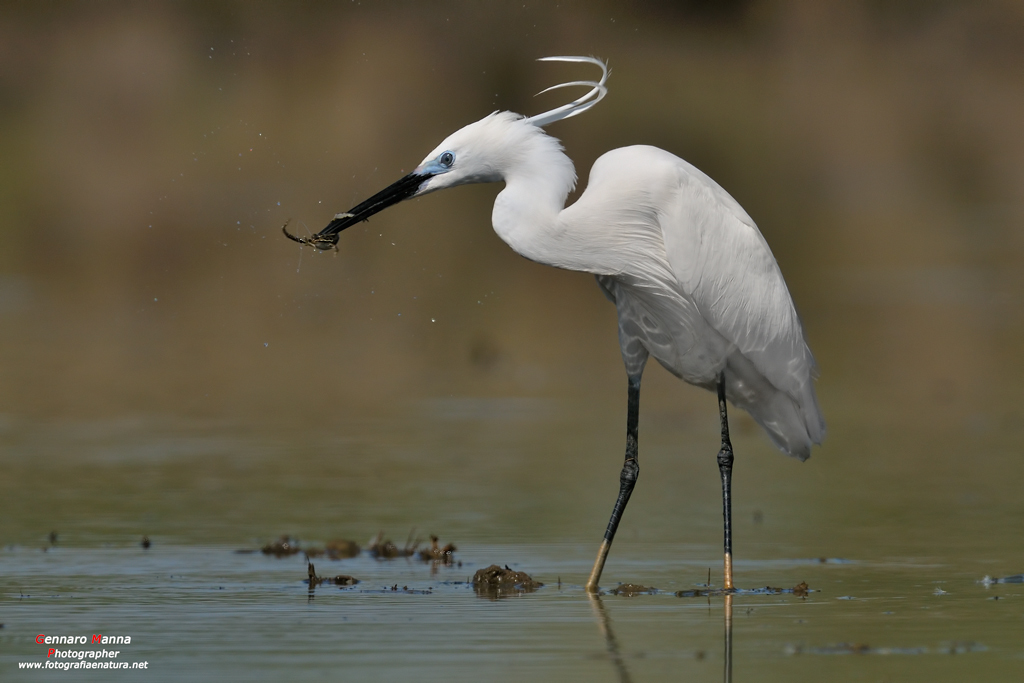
[559,144,824,457]
[657,151,825,457]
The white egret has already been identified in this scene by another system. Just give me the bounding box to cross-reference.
[286,56,825,592]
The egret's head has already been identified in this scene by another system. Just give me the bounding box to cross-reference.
[292,111,562,248]
[412,116,504,194]
[412,111,552,195]
[291,56,607,249]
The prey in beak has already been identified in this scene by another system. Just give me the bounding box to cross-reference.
[282,171,431,251]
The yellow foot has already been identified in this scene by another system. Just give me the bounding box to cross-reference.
[585,539,612,592]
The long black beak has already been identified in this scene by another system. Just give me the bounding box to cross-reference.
[283,171,431,250]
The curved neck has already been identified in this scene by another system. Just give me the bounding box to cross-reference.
[492,172,565,256]
[485,122,634,276]
[491,170,629,276]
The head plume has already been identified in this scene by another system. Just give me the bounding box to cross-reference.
[524,56,608,128]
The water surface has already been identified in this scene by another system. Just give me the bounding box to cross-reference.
[2,406,1022,682]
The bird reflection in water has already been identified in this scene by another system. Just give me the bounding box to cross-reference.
[723,593,734,683]
[588,593,635,683]
[588,592,734,683]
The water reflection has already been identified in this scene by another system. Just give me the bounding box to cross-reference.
[590,591,735,683]
[723,593,733,683]
[588,593,634,683]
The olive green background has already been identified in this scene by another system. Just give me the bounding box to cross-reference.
[1,2,1022,681]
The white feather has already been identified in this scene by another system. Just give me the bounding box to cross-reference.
[404,61,824,458]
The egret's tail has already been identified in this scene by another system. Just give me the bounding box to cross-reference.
[724,352,825,461]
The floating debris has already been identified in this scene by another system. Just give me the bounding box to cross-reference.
[418,535,457,564]
[472,564,543,598]
[368,531,418,559]
[335,575,360,586]
[784,641,986,656]
[306,561,359,588]
[786,642,875,656]
[41,531,59,551]
[981,574,1024,586]
[361,585,433,595]
[938,641,987,654]
[677,581,812,598]
[246,535,361,559]
[610,584,657,596]
[325,539,360,559]
[261,536,303,557]
[304,538,361,560]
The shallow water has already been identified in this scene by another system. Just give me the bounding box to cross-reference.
[2,407,1022,682]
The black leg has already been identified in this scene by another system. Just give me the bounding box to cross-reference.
[586,374,641,591]
[717,371,735,590]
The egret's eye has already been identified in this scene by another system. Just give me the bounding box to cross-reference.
[439,151,455,168]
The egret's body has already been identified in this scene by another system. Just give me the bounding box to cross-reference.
[291,57,824,591]
[482,125,822,456]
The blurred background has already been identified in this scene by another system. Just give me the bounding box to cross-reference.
[0,0,1021,425]
[1,0,1021,429]
[0,0,1022,527]
[2,5,1023,678]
